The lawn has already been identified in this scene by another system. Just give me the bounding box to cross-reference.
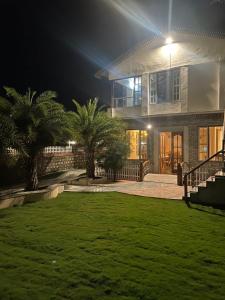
[1,192,225,300]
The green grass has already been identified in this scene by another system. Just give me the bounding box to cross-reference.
[1,192,225,300]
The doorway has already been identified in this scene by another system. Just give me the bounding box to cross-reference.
[160,132,183,174]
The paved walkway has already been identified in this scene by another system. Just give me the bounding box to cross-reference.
[0,171,183,200]
[65,173,184,200]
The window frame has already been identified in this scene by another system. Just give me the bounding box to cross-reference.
[112,75,142,108]
[198,126,223,161]
[149,68,181,104]
[126,129,148,160]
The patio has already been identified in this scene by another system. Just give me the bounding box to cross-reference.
[65,173,184,200]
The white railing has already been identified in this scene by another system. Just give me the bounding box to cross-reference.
[43,146,73,153]
[7,146,73,155]
[6,148,19,155]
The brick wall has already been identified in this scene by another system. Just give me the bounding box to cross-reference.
[38,151,86,176]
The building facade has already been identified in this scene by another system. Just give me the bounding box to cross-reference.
[97,32,225,174]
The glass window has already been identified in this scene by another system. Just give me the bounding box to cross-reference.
[198,126,223,160]
[150,73,157,104]
[140,130,148,160]
[149,68,180,104]
[134,76,142,106]
[199,127,208,161]
[172,68,180,101]
[209,126,223,157]
[126,130,148,160]
[113,76,141,108]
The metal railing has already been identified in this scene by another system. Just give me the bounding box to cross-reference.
[183,150,224,205]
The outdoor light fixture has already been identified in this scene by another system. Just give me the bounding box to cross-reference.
[68,140,76,146]
[164,36,175,67]
[147,124,152,130]
[165,37,173,44]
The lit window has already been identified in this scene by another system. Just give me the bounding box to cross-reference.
[140,130,148,160]
[199,127,208,161]
[198,126,223,160]
[113,76,142,108]
[126,130,148,160]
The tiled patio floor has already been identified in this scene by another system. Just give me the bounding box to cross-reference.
[65,173,184,200]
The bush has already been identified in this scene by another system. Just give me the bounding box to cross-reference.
[100,141,129,181]
[0,155,26,187]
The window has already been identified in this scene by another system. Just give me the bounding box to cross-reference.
[198,126,223,160]
[113,76,142,108]
[126,130,148,160]
[173,68,180,101]
[149,73,157,103]
[140,130,148,160]
[134,76,142,106]
[149,68,180,104]
[199,128,208,161]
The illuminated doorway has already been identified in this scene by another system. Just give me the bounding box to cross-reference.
[160,132,183,174]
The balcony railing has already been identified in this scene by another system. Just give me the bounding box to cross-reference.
[113,97,141,108]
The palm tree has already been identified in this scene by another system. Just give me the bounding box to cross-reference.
[72,98,125,179]
[0,87,73,190]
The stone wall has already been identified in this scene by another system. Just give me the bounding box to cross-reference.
[39,151,86,176]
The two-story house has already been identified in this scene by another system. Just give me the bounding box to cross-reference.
[96,31,225,175]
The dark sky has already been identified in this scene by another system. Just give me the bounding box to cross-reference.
[0,0,225,109]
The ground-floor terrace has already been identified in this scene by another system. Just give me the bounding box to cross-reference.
[65,173,183,199]
[125,111,224,175]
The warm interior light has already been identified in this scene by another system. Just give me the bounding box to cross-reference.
[147,124,152,130]
[165,37,173,44]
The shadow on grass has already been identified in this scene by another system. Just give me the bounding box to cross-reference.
[190,204,225,217]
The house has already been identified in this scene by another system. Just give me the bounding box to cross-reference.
[96,31,225,176]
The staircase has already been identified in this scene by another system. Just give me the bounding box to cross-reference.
[183,150,225,208]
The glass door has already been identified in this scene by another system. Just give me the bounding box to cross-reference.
[160,132,172,174]
[171,132,183,173]
[160,131,183,174]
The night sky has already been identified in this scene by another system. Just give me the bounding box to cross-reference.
[0,0,225,109]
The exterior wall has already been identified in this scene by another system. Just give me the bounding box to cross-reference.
[106,33,225,119]
[124,112,224,173]
[111,106,141,118]
[103,33,225,175]
[141,73,149,115]
[108,33,225,80]
[188,62,219,112]
[219,61,225,110]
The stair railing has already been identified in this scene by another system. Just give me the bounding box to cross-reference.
[183,149,224,206]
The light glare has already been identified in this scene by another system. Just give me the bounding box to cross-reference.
[165,37,173,44]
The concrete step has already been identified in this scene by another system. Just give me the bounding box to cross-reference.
[198,185,207,192]
[215,171,225,180]
[189,191,199,202]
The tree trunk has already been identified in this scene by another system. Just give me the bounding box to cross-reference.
[26,153,39,191]
[85,150,95,179]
